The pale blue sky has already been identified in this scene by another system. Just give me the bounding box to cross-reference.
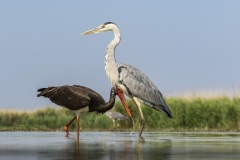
[0,1,240,110]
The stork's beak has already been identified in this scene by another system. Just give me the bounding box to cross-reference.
[81,28,102,35]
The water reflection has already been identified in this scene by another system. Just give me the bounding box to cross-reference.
[71,134,172,160]
[0,132,239,160]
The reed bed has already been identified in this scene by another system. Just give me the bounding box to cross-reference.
[0,96,240,132]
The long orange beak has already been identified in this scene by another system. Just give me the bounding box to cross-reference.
[116,87,133,119]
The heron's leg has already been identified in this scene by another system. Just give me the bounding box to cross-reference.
[64,116,77,135]
[116,87,133,119]
[76,115,80,135]
[112,119,116,129]
[133,97,145,139]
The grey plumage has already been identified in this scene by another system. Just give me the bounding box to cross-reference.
[82,22,172,138]
[105,111,129,121]
[105,111,129,129]
[117,64,172,118]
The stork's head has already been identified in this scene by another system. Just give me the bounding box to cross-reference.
[110,87,117,97]
[81,22,119,35]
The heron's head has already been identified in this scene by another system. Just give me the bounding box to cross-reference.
[81,22,118,35]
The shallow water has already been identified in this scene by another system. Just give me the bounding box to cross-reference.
[0,132,240,160]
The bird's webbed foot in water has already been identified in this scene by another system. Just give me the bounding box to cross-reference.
[137,118,145,142]
[64,116,77,136]
[138,135,145,143]
[64,126,70,137]
[138,118,145,137]
[128,117,135,135]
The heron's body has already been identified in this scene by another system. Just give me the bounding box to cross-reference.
[105,111,129,128]
[37,85,116,135]
[105,111,129,121]
[82,22,172,139]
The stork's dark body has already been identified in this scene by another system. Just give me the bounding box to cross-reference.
[37,85,116,114]
[37,85,116,135]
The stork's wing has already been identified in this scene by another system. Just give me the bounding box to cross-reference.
[38,85,91,110]
[117,64,172,117]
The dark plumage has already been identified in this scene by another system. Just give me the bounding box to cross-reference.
[37,85,116,135]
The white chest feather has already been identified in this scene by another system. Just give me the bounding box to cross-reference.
[105,62,118,87]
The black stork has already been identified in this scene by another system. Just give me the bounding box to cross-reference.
[37,85,125,135]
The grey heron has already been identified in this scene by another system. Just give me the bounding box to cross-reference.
[37,85,117,136]
[105,111,129,128]
[81,22,172,139]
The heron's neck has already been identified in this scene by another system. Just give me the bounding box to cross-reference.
[105,31,120,66]
[105,30,121,85]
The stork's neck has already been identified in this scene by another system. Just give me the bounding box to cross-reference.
[105,91,116,110]
[98,90,116,113]
[104,29,121,85]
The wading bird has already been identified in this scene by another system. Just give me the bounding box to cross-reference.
[81,22,172,139]
[37,85,117,135]
[105,111,129,129]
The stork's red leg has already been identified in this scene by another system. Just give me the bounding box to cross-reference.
[77,116,80,135]
[116,87,133,119]
[64,116,77,135]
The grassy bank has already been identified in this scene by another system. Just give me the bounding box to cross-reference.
[1,96,240,132]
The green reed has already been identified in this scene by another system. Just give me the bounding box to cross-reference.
[0,97,240,131]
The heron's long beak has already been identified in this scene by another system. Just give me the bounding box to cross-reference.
[81,28,101,35]
[116,87,133,119]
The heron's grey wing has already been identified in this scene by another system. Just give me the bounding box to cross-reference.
[117,64,171,116]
